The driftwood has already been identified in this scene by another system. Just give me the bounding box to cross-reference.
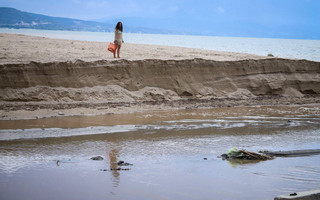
[261,149,320,157]
[222,148,320,161]
[239,150,273,160]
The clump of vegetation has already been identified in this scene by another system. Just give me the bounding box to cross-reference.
[221,147,274,160]
[268,53,274,57]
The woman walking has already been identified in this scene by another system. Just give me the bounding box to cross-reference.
[114,22,123,58]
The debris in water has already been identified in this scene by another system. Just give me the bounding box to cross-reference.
[117,161,133,166]
[110,168,131,171]
[221,147,273,160]
[91,156,104,160]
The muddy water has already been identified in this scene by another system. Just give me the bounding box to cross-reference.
[1,106,320,200]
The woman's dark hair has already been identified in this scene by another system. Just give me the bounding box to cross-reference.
[115,22,123,32]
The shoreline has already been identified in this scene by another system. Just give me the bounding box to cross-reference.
[1,28,320,62]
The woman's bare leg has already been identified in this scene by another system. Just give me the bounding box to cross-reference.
[117,45,121,58]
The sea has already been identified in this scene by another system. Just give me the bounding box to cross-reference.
[1,28,320,62]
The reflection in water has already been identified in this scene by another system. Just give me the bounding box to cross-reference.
[227,159,268,168]
[107,142,121,188]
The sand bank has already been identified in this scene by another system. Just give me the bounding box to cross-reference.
[0,33,266,64]
[0,33,319,120]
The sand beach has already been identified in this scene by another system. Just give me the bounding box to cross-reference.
[0,33,319,120]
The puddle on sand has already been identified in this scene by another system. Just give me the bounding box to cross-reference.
[0,105,320,200]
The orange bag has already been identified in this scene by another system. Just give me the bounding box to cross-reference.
[107,42,117,53]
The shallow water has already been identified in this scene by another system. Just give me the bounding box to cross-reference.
[0,106,320,200]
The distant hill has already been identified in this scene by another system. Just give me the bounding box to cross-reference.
[0,7,115,32]
[0,7,176,34]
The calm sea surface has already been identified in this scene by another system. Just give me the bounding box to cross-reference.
[1,28,320,62]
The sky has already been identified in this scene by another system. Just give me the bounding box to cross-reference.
[1,0,320,39]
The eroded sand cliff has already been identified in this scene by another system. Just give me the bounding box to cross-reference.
[1,58,319,102]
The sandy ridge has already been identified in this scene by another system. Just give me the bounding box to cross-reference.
[0,33,320,120]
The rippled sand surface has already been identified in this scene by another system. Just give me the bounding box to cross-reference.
[1,105,320,200]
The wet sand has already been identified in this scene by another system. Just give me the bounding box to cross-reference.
[1,95,320,120]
